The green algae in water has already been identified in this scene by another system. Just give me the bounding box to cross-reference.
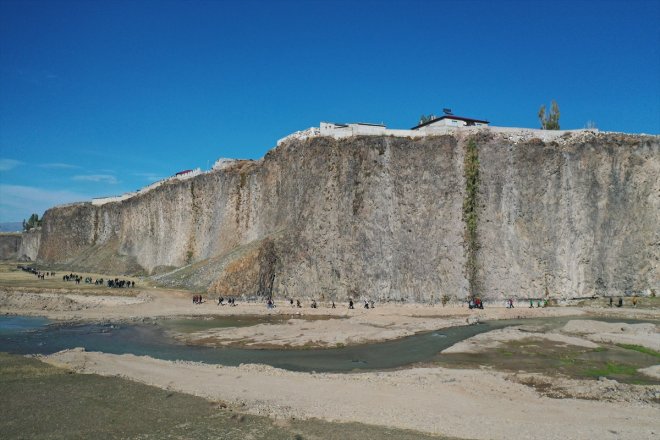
[435,338,660,385]
[616,344,660,358]
[582,361,639,378]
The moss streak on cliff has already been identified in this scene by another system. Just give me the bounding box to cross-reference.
[186,181,199,264]
[463,139,480,297]
[92,209,99,245]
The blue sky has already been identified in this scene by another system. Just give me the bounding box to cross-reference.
[1,0,659,223]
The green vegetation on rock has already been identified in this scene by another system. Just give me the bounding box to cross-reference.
[463,139,480,297]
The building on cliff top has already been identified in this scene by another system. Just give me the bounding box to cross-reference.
[410,114,490,130]
[277,113,492,146]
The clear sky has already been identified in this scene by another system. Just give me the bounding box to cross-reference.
[1,0,659,223]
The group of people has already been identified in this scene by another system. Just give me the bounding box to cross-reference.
[217,296,237,306]
[107,278,134,288]
[609,296,637,307]
[468,298,484,309]
[529,299,548,308]
[18,265,54,280]
[62,273,82,283]
[268,298,363,310]
[17,265,135,288]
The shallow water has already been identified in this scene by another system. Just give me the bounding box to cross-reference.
[0,315,656,377]
[0,315,525,372]
[0,316,51,335]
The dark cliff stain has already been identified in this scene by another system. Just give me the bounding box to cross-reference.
[92,208,99,245]
[186,180,198,264]
[256,239,277,298]
[463,138,480,297]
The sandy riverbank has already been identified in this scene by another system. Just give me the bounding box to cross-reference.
[3,286,658,348]
[3,283,660,439]
[42,348,659,440]
[442,319,660,354]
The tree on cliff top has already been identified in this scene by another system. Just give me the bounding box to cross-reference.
[538,100,560,130]
[22,213,41,231]
[419,114,436,125]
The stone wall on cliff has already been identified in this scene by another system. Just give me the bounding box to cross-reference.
[35,131,659,301]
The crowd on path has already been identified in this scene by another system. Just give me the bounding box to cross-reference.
[192,293,646,311]
[608,296,637,308]
[15,265,135,288]
[17,265,54,280]
[191,295,379,310]
[214,296,237,306]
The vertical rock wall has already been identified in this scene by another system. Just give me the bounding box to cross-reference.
[34,132,659,300]
[477,133,659,298]
[0,234,21,260]
[0,230,41,261]
[18,229,41,261]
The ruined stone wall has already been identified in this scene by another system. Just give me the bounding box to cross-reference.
[35,131,659,300]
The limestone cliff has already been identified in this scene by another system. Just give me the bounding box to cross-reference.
[18,229,41,261]
[0,229,40,261]
[33,131,659,300]
[0,233,21,260]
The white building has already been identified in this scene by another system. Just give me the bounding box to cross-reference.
[277,113,493,146]
[319,122,388,137]
[411,115,490,131]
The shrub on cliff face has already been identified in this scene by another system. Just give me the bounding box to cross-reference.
[538,100,560,130]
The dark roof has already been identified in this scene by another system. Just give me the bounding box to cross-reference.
[353,122,386,127]
[329,122,386,127]
[411,115,490,130]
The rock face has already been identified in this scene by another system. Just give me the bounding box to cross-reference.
[0,230,40,261]
[0,233,21,260]
[18,229,41,261]
[32,131,659,301]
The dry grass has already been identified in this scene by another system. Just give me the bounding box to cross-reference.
[0,261,148,295]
